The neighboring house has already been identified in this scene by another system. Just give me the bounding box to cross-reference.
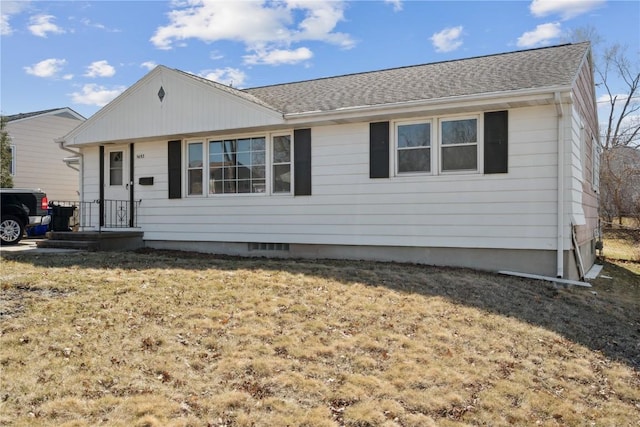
[59,43,600,281]
[5,108,85,201]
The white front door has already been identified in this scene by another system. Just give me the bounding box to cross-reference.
[104,145,131,227]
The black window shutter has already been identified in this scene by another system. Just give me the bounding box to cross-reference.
[294,128,312,196]
[168,140,182,199]
[370,121,390,178]
[484,111,508,174]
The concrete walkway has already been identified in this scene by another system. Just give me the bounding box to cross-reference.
[0,238,81,254]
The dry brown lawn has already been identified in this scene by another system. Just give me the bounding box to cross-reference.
[602,225,640,263]
[1,242,639,426]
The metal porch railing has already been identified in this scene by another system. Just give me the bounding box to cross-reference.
[49,199,141,230]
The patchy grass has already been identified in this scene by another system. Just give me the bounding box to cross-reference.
[602,225,640,263]
[1,249,638,426]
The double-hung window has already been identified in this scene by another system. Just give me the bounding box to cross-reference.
[187,142,203,195]
[440,117,478,172]
[396,121,432,173]
[394,115,480,176]
[272,135,292,193]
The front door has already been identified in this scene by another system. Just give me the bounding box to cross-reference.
[103,145,132,227]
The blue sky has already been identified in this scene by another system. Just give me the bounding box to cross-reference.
[1,0,638,119]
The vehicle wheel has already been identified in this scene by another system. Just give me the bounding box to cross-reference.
[0,215,24,245]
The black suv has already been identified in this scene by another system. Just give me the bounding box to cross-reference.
[0,188,49,245]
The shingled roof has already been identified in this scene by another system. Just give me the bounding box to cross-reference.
[5,107,85,122]
[243,42,590,115]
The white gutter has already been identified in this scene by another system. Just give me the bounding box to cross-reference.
[554,92,565,278]
[284,85,573,121]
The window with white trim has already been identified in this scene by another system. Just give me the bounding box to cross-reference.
[440,117,478,172]
[109,151,124,185]
[396,121,432,173]
[187,142,203,195]
[272,135,292,193]
[185,133,296,196]
[209,137,266,194]
[395,115,481,175]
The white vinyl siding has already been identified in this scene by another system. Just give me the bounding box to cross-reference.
[133,105,563,252]
[568,109,586,225]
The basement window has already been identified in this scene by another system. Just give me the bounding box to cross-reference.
[248,242,290,251]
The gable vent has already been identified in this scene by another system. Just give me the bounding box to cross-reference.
[158,86,166,102]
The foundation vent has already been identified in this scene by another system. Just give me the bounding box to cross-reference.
[249,242,290,252]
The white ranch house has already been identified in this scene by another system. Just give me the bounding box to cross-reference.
[59,43,600,281]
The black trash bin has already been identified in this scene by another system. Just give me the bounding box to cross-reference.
[50,205,76,232]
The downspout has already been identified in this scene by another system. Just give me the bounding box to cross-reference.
[57,140,82,171]
[554,92,564,278]
[57,139,84,201]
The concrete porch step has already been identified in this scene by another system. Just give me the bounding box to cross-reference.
[36,231,144,251]
[37,239,99,251]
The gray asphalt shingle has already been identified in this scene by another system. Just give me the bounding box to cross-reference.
[241,43,589,115]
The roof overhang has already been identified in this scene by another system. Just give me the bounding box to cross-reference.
[62,85,574,147]
[284,86,574,127]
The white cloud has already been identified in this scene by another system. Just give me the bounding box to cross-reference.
[244,47,313,65]
[597,93,629,104]
[385,0,403,12]
[70,83,126,107]
[0,15,11,36]
[84,60,116,78]
[289,1,353,48]
[517,22,562,48]
[430,26,463,53]
[200,67,247,87]
[1,0,29,35]
[151,0,353,65]
[209,50,224,60]
[79,17,120,32]
[28,14,65,37]
[530,0,606,20]
[24,58,67,78]
[141,61,158,71]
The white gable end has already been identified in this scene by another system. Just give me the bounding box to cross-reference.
[64,66,284,146]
